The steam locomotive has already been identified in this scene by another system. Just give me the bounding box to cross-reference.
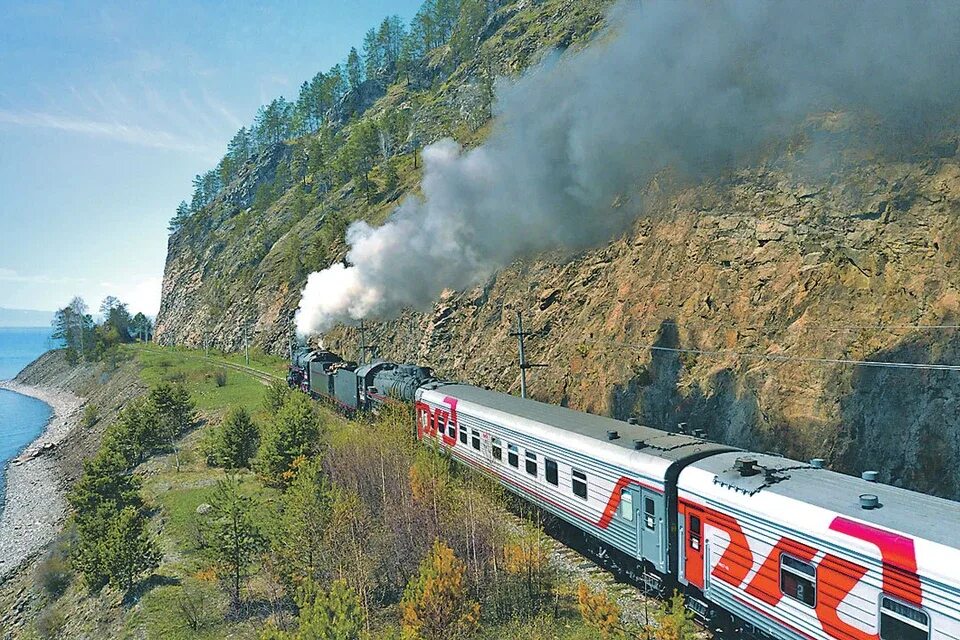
[288,346,435,414]
[289,347,960,639]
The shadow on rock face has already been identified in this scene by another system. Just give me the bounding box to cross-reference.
[608,319,763,450]
[836,328,960,499]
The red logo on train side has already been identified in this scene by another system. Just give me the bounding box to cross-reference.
[682,499,923,639]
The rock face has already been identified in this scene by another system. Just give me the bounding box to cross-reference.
[327,154,960,499]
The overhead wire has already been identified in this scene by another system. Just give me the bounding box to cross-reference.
[569,337,960,372]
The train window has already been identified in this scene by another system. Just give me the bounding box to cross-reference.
[525,451,538,476]
[780,554,816,607]
[508,444,519,468]
[492,438,502,462]
[619,490,633,522]
[471,429,481,451]
[688,515,701,551]
[440,414,454,439]
[459,426,467,445]
[644,497,656,530]
[545,459,558,485]
[572,470,588,499]
[880,597,929,640]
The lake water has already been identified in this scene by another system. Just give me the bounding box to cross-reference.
[0,327,56,513]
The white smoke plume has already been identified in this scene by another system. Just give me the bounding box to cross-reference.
[296,0,960,336]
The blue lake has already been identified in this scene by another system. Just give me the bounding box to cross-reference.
[0,327,56,513]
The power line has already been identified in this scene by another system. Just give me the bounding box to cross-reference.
[640,319,960,333]
[576,338,960,372]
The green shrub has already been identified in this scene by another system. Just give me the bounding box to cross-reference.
[203,407,260,469]
[81,404,99,430]
[37,543,72,600]
[215,369,228,387]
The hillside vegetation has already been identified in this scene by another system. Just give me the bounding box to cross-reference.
[155,0,960,499]
[1,346,693,639]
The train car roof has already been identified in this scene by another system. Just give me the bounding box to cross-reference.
[428,383,734,464]
[686,451,960,548]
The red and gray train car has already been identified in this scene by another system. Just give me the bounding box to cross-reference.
[415,383,960,640]
[290,349,960,639]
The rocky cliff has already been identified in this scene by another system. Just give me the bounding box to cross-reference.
[156,0,960,499]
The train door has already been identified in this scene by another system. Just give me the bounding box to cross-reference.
[684,507,705,590]
[638,491,663,571]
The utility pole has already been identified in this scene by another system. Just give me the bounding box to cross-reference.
[243,324,250,366]
[358,320,367,364]
[511,310,546,399]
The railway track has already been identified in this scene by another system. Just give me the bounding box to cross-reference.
[202,357,283,385]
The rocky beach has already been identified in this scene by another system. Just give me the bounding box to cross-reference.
[0,381,83,580]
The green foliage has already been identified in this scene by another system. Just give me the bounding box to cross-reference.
[401,539,480,640]
[264,380,292,414]
[256,392,327,487]
[52,297,94,363]
[103,506,162,592]
[149,382,198,447]
[261,579,365,640]
[67,382,196,592]
[382,156,400,193]
[649,592,697,640]
[449,0,489,66]
[53,295,141,362]
[81,403,99,429]
[215,368,228,387]
[199,474,266,605]
[204,407,260,469]
[68,446,148,590]
[37,535,72,600]
[272,457,332,588]
[100,397,161,466]
[577,583,621,639]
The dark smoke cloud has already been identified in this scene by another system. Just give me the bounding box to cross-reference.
[297,0,960,335]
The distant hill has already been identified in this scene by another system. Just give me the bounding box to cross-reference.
[0,307,53,328]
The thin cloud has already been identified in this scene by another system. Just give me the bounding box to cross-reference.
[0,268,86,286]
[0,108,218,155]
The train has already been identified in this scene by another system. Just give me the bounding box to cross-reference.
[290,346,960,640]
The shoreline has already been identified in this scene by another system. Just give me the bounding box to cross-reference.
[0,380,83,581]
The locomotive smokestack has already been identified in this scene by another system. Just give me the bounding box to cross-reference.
[295,1,960,336]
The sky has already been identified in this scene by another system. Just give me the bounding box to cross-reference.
[0,0,423,316]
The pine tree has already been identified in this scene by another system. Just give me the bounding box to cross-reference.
[69,448,144,589]
[260,580,364,640]
[169,200,191,232]
[449,0,488,65]
[346,47,363,92]
[400,540,480,640]
[255,392,326,487]
[202,475,265,606]
[103,506,161,592]
[149,383,196,470]
[649,592,697,640]
[272,457,332,588]
[577,582,622,639]
[99,398,161,467]
[207,407,260,469]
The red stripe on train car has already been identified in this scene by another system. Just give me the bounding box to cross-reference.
[830,517,922,607]
[446,447,661,531]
